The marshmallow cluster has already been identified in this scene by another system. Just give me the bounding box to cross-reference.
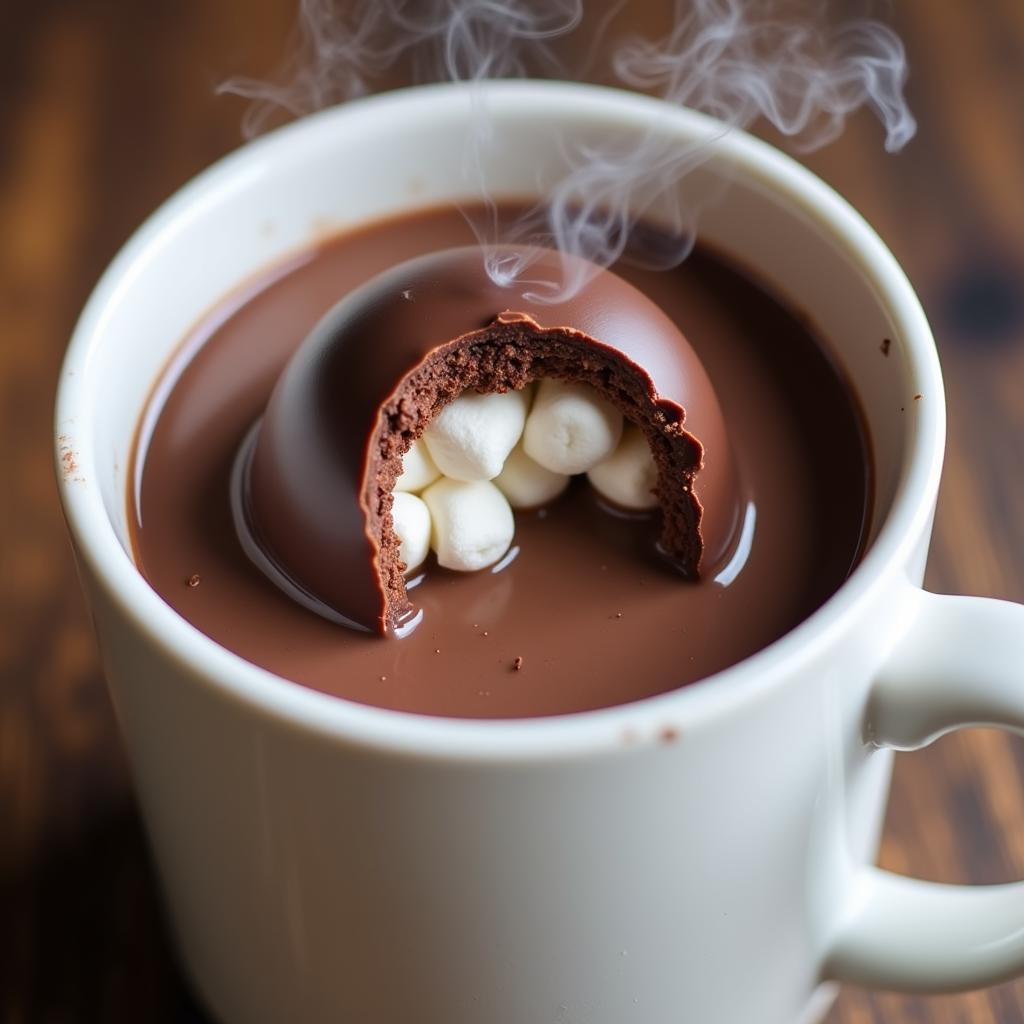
[390,380,659,575]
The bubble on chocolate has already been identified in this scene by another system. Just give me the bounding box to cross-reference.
[236,245,740,634]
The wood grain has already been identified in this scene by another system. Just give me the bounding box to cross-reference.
[2,2,1023,1021]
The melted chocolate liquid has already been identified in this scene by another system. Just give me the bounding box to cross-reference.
[130,206,870,719]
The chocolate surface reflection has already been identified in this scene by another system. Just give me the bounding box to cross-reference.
[130,204,871,719]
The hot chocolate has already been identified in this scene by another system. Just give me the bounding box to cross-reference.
[129,204,871,718]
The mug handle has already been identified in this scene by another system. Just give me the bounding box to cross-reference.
[824,586,1024,992]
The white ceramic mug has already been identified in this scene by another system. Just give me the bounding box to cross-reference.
[55,82,1024,1024]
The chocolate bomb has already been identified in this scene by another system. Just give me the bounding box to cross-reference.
[241,246,740,634]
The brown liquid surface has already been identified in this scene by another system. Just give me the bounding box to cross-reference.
[130,206,870,719]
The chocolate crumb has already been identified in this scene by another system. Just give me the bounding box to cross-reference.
[880,338,891,356]
[513,656,523,671]
[913,393,922,401]
[659,725,680,744]
[186,574,201,588]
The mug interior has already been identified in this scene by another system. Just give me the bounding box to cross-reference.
[57,82,942,737]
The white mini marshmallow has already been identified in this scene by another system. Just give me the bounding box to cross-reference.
[391,491,432,575]
[587,424,659,510]
[522,379,623,475]
[421,478,514,571]
[494,442,569,509]
[395,438,440,493]
[423,388,529,482]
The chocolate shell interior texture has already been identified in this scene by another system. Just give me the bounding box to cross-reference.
[245,245,740,634]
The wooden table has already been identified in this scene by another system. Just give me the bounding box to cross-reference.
[2,2,1023,1020]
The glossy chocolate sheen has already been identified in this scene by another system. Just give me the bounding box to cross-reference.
[129,205,872,719]
[246,245,738,632]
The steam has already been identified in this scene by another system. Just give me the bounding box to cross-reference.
[508,0,918,298]
[220,0,915,300]
[615,1,914,153]
[218,0,583,136]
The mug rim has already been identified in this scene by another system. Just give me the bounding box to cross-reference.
[54,80,944,761]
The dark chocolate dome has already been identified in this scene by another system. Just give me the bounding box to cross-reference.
[241,245,739,633]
